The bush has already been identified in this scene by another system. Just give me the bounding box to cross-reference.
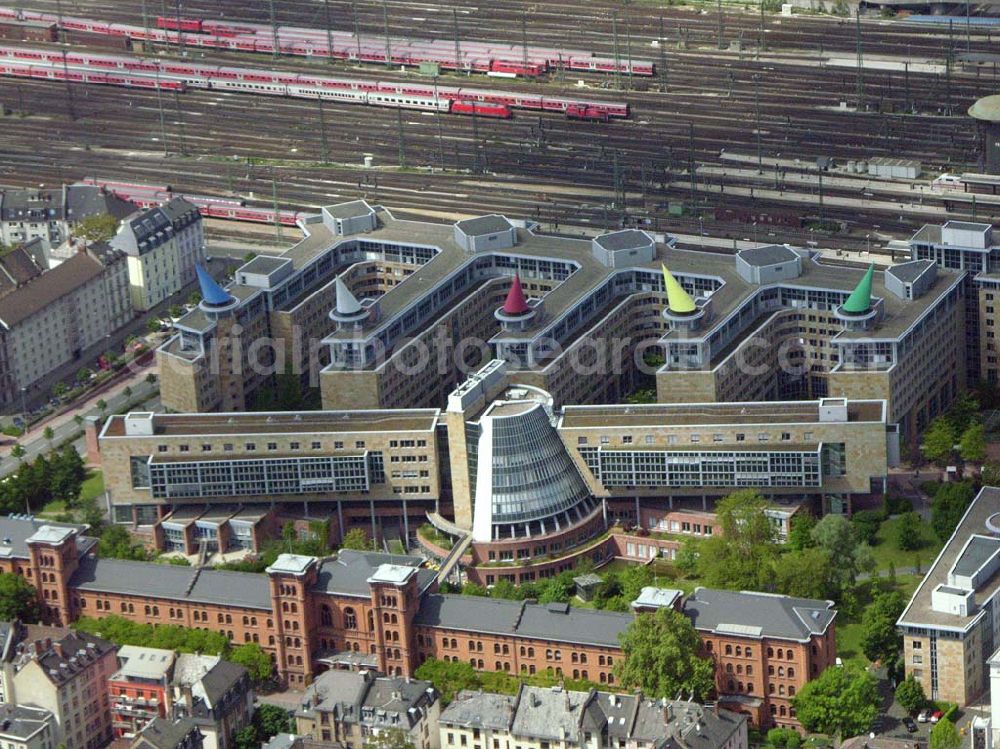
[766,728,802,749]
[885,495,914,515]
[851,509,887,545]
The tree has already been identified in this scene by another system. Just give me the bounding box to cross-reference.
[811,514,869,586]
[42,426,54,452]
[50,446,86,504]
[793,664,879,737]
[98,524,148,560]
[766,729,801,749]
[850,509,886,546]
[675,537,700,575]
[787,511,817,551]
[123,385,133,400]
[234,725,259,749]
[341,528,373,551]
[75,213,119,243]
[52,382,68,398]
[10,444,25,463]
[462,583,488,597]
[76,367,93,384]
[860,591,905,664]
[147,318,163,334]
[772,547,839,600]
[932,481,976,541]
[146,373,157,385]
[930,718,961,749]
[895,512,924,551]
[254,704,292,741]
[169,305,184,319]
[414,658,480,704]
[922,418,957,466]
[958,423,987,464]
[365,728,415,749]
[230,643,274,684]
[0,573,38,621]
[695,490,779,591]
[895,674,927,714]
[96,400,107,418]
[615,608,715,701]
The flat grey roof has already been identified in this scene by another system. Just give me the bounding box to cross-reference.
[593,229,652,251]
[899,487,1000,631]
[102,409,440,438]
[738,244,799,267]
[684,587,836,641]
[887,259,935,284]
[455,214,512,236]
[324,200,373,220]
[944,220,992,232]
[952,535,1000,578]
[559,399,884,429]
[239,255,291,275]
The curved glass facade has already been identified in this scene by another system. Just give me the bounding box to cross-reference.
[473,402,596,541]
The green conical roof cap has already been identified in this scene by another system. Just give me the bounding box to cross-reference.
[842,263,875,314]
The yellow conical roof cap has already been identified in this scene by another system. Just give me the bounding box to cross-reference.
[662,264,696,314]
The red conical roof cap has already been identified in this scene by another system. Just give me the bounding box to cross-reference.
[503,273,531,315]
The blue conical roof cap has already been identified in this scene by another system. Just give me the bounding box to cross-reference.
[196,264,232,306]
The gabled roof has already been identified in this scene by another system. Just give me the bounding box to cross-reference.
[683,587,836,641]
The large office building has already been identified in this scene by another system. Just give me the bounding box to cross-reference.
[157,205,964,446]
[0,514,836,730]
[898,486,1000,707]
[97,361,895,579]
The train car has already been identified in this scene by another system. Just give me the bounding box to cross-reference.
[565,104,609,122]
[0,20,56,42]
[64,29,132,50]
[451,100,512,119]
[156,16,203,33]
[489,59,546,77]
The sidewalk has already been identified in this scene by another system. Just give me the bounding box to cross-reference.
[0,361,160,477]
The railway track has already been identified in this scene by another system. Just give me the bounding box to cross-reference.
[0,0,996,254]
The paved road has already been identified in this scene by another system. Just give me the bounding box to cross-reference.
[0,376,160,478]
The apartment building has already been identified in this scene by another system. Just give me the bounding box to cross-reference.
[109,645,176,738]
[111,198,204,312]
[898,486,1000,706]
[0,242,131,412]
[295,669,440,749]
[0,704,58,749]
[132,717,204,749]
[439,687,748,749]
[0,185,136,251]
[2,626,117,749]
[170,655,253,749]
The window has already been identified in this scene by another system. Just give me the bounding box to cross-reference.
[344,608,357,629]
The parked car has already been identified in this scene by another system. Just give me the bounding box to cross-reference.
[905,717,919,733]
[917,710,930,723]
[930,711,943,724]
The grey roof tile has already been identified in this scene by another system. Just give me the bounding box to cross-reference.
[683,587,836,641]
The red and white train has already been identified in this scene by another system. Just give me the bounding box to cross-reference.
[0,6,653,78]
[0,45,628,119]
[80,178,308,226]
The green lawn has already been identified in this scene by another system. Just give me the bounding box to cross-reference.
[869,515,943,573]
[38,470,104,518]
[836,574,923,667]
[80,470,105,502]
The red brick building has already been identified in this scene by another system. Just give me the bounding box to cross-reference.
[0,515,836,728]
